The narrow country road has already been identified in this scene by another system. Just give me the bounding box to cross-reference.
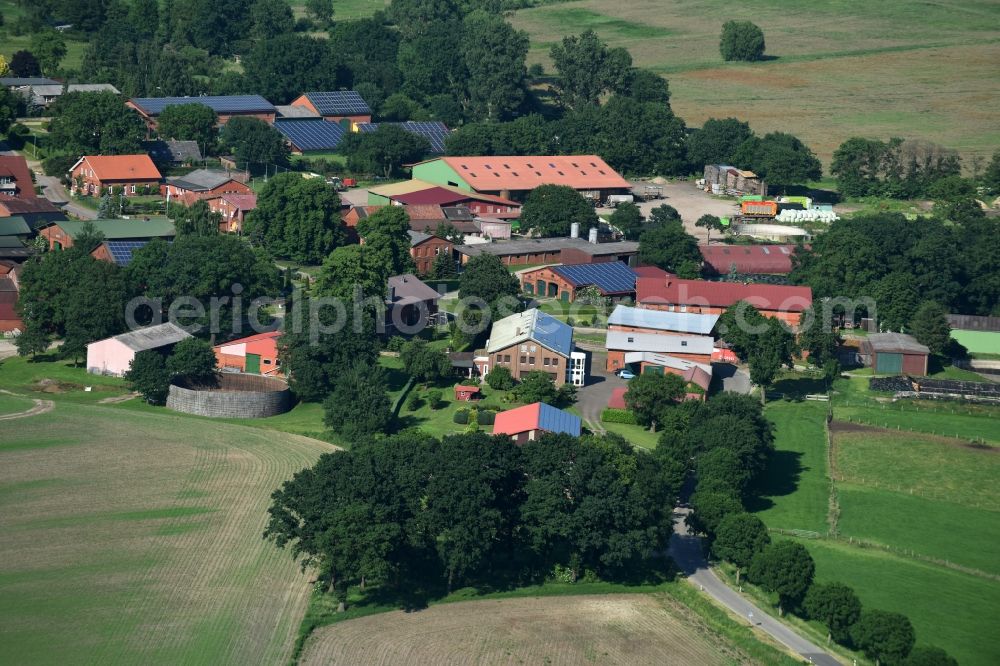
[32,164,99,220]
[669,508,842,666]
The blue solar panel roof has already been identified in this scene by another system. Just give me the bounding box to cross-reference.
[355,121,450,154]
[537,403,582,437]
[273,119,347,151]
[130,95,275,116]
[304,91,371,116]
[531,310,574,357]
[104,240,152,266]
[553,262,637,295]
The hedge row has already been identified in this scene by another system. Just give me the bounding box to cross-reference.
[600,408,638,425]
[454,407,496,425]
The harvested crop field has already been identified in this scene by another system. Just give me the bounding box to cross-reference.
[0,401,335,665]
[300,593,748,665]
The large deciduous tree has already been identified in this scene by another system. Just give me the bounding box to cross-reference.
[851,610,916,666]
[686,118,755,169]
[156,103,219,151]
[125,350,172,405]
[803,582,862,645]
[638,221,701,277]
[219,117,290,171]
[49,91,146,156]
[520,185,597,238]
[245,173,345,264]
[169,200,222,237]
[339,125,430,178]
[712,512,770,583]
[908,301,952,356]
[400,339,451,384]
[323,363,393,438]
[460,11,528,121]
[458,253,520,312]
[166,338,218,386]
[10,50,42,77]
[624,372,685,431]
[734,132,821,189]
[608,203,644,240]
[550,29,632,109]
[748,540,815,615]
[720,20,765,62]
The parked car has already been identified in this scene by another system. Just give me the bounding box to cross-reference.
[617,369,636,379]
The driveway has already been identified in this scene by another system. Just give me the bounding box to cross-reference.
[576,351,627,433]
[670,508,842,666]
[598,180,740,243]
[713,362,753,395]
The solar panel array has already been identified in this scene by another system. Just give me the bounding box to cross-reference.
[273,119,347,151]
[554,262,638,295]
[131,95,275,115]
[356,121,450,154]
[105,240,151,266]
[305,91,371,116]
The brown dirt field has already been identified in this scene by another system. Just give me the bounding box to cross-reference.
[829,420,998,453]
[300,593,750,666]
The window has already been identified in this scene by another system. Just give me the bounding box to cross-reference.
[520,355,527,364]
[529,356,535,364]
[551,358,559,367]
[627,337,634,343]
[130,185,136,194]
[612,359,619,367]
[680,305,688,312]
[681,341,687,346]
[530,345,537,352]
[435,247,441,255]
[263,359,272,364]
[543,358,550,366]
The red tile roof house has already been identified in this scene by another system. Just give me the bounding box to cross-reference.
[636,272,813,329]
[163,169,253,206]
[214,331,283,376]
[408,230,454,277]
[206,193,257,233]
[0,155,36,199]
[0,260,23,333]
[492,402,582,445]
[70,155,162,197]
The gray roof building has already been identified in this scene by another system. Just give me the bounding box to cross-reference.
[275,104,320,119]
[387,274,441,306]
[143,140,204,164]
[487,309,573,357]
[607,304,720,335]
[863,333,930,355]
[166,169,238,192]
[605,330,715,356]
[455,237,640,259]
[28,83,119,106]
[110,322,192,352]
[1,77,60,88]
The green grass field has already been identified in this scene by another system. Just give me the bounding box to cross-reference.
[0,392,33,415]
[752,399,830,533]
[0,400,334,664]
[754,376,1000,665]
[510,0,1000,164]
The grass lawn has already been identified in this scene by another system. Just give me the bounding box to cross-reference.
[0,392,34,415]
[752,398,830,533]
[0,355,128,403]
[0,401,333,664]
[600,421,659,450]
[833,402,999,443]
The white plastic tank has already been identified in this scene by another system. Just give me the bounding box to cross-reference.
[588,227,598,244]
[571,222,580,238]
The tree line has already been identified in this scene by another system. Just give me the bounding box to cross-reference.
[265,429,678,600]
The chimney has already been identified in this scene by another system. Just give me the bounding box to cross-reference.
[388,285,395,301]
[570,222,580,239]
[588,227,598,244]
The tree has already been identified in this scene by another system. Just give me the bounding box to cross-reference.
[520,185,598,238]
[697,447,752,498]
[460,11,529,121]
[242,34,338,104]
[719,303,795,405]
[219,117,290,171]
[688,490,743,538]
[550,30,632,109]
[908,301,951,355]
[736,132,821,189]
[400,339,450,383]
[250,0,294,39]
[512,371,559,405]
[798,305,839,368]
[803,582,862,645]
[748,541,815,615]
[712,513,770,583]
[10,51,41,77]
[694,214,724,244]
[166,338,218,386]
[458,253,520,312]
[304,0,333,25]
[245,173,344,263]
[624,372,685,431]
[624,69,671,106]
[339,125,430,178]
[125,350,172,405]
[315,245,385,301]
[720,20,765,62]
[608,203,644,240]
[902,646,958,666]
[589,96,688,176]
[323,364,393,438]
[170,201,221,237]
[831,137,896,198]
[687,118,755,169]
[49,91,146,156]
[0,55,7,77]
[157,103,219,151]
[485,366,514,391]
[73,221,106,255]
[172,0,255,55]
[638,221,701,277]
[983,149,1000,192]
[428,251,456,279]
[14,321,51,358]
[647,204,681,227]
[851,610,916,666]
[356,206,416,284]
[30,30,67,75]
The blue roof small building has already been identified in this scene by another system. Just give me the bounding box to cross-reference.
[493,402,582,445]
[127,95,276,128]
[520,261,638,302]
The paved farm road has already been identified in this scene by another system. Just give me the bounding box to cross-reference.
[670,508,842,666]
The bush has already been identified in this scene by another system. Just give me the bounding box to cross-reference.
[453,408,469,424]
[476,409,495,426]
[406,392,421,411]
[486,366,515,391]
[601,408,638,425]
[720,20,766,62]
[6,124,29,150]
[386,335,406,352]
[427,389,443,409]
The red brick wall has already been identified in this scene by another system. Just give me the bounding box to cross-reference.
[411,236,453,275]
[489,343,566,386]
[520,267,575,301]
[640,302,803,328]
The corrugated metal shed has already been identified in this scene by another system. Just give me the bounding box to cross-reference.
[608,305,719,334]
[606,331,714,355]
[109,322,191,352]
[493,402,581,437]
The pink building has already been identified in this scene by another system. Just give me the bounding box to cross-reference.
[86,322,191,377]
